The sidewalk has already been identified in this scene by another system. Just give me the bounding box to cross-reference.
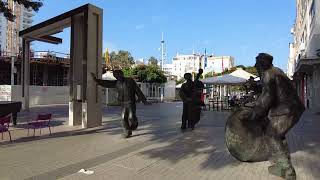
[0,105,124,144]
[61,110,320,180]
[0,104,319,180]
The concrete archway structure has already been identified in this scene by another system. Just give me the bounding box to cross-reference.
[19,4,103,128]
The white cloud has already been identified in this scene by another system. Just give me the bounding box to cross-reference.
[135,24,145,30]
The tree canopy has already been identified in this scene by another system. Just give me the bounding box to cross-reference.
[148,56,158,66]
[123,64,167,84]
[104,50,135,69]
[103,50,166,83]
[0,0,43,22]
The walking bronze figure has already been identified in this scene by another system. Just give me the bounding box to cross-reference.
[179,73,195,130]
[91,70,150,138]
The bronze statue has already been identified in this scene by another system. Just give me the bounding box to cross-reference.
[225,53,305,180]
[91,70,150,138]
[179,73,195,130]
[193,69,205,127]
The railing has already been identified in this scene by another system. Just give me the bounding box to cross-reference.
[0,50,70,63]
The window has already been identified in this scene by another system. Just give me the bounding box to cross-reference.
[309,0,315,29]
[301,32,305,43]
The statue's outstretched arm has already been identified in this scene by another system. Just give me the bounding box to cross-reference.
[95,79,117,88]
[91,73,117,88]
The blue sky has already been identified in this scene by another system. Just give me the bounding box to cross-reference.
[32,0,296,71]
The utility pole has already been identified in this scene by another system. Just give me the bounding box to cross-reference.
[160,33,165,102]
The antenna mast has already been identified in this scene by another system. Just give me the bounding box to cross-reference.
[161,32,165,71]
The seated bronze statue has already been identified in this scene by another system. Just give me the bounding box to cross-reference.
[225,53,305,180]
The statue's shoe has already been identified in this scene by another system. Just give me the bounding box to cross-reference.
[268,164,296,180]
[121,131,132,139]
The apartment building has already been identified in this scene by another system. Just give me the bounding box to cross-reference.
[169,53,235,80]
[0,0,34,56]
[288,0,320,110]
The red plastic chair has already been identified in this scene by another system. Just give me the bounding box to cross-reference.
[0,116,12,142]
[27,114,52,136]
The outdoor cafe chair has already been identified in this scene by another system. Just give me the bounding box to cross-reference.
[27,113,52,136]
[0,115,12,142]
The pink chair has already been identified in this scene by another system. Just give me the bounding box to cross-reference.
[0,116,12,142]
[27,114,52,136]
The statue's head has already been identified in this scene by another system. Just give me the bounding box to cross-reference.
[198,69,204,75]
[249,76,255,82]
[113,70,124,81]
[184,73,192,81]
[255,53,273,76]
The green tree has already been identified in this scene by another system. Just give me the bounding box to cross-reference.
[109,50,134,69]
[0,0,43,22]
[204,71,215,78]
[145,65,167,83]
[148,56,158,66]
[125,64,167,84]
[244,66,258,76]
[235,65,246,69]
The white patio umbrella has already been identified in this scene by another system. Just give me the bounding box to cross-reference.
[102,71,116,106]
[202,68,258,85]
[230,68,257,80]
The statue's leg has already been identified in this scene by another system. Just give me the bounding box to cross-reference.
[121,107,132,138]
[187,103,194,129]
[181,103,187,130]
[128,104,138,130]
[266,115,296,180]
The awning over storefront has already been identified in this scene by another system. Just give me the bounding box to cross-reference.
[295,57,320,74]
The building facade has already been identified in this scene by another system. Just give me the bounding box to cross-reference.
[0,0,33,56]
[288,0,320,111]
[162,63,174,76]
[169,53,235,80]
[0,51,110,86]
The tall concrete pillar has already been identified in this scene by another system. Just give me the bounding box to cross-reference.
[22,39,30,111]
[83,5,103,128]
[69,14,84,126]
[69,5,103,128]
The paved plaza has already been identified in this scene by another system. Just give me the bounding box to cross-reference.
[0,102,319,180]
